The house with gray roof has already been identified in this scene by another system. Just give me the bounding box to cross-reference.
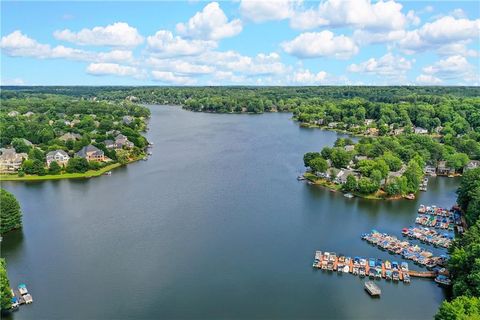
[46,150,70,167]
[76,145,105,162]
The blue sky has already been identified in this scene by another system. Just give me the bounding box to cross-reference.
[1,1,479,86]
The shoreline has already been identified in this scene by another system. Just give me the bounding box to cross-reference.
[0,156,144,182]
[303,173,408,201]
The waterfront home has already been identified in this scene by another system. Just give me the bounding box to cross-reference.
[414,127,428,135]
[7,111,20,117]
[314,119,324,125]
[365,127,379,136]
[115,134,134,149]
[437,161,454,176]
[328,122,338,129]
[76,145,105,162]
[0,148,28,173]
[364,119,375,126]
[344,145,355,152]
[46,150,70,167]
[23,111,35,117]
[464,160,480,171]
[334,169,356,184]
[392,128,405,136]
[59,132,82,141]
[123,115,134,125]
[424,165,437,176]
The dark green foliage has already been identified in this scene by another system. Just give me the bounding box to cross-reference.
[330,148,353,169]
[48,161,61,174]
[0,189,22,234]
[436,296,480,320]
[357,177,380,194]
[303,152,321,167]
[66,157,89,173]
[21,159,46,176]
[0,259,12,311]
[342,175,357,192]
[310,157,328,173]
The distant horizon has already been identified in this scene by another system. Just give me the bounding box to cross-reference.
[1,1,479,86]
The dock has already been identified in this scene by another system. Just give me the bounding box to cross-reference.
[10,284,33,311]
[364,281,381,296]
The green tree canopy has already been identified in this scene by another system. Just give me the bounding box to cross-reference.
[0,189,22,234]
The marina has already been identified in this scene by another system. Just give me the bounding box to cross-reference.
[10,283,34,312]
[402,227,453,248]
[362,230,447,268]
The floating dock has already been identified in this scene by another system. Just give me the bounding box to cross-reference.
[365,281,381,296]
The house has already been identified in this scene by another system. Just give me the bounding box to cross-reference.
[464,160,480,171]
[355,155,368,162]
[314,119,324,125]
[23,111,34,117]
[364,119,375,126]
[106,130,120,136]
[114,134,134,149]
[434,126,444,134]
[8,111,20,117]
[46,150,70,167]
[344,145,355,152]
[71,119,80,127]
[0,148,28,173]
[424,165,437,175]
[328,122,338,128]
[365,127,379,136]
[123,115,134,125]
[103,140,115,149]
[59,133,82,141]
[414,127,428,134]
[392,128,405,136]
[334,169,356,184]
[437,161,454,176]
[76,145,105,162]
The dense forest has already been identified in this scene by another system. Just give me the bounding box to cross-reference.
[436,168,480,319]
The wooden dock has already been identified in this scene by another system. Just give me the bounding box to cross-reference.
[408,270,436,278]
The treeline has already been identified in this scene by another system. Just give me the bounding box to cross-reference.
[436,168,480,319]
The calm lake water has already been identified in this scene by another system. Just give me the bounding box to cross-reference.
[2,105,459,319]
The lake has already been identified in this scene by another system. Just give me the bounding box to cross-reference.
[1,105,459,319]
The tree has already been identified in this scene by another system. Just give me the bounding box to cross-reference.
[11,138,31,153]
[303,152,321,168]
[21,159,46,176]
[0,259,12,312]
[404,160,423,193]
[381,152,403,172]
[48,161,62,175]
[0,189,22,234]
[342,175,357,192]
[310,157,328,173]
[446,153,470,172]
[330,147,353,169]
[357,177,380,194]
[435,296,480,320]
[66,157,89,173]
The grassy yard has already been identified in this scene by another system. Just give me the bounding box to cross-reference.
[0,163,122,181]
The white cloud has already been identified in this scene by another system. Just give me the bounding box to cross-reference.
[348,53,413,77]
[1,30,51,57]
[353,29,405,45]
[290,0,407,31]
[176,2,242,40]
[290,69,328,84]
[1,78,25,85]
[86,63,141,77]
[146,30,216,57]
[96,50,134,63]
[398,16,480,53]
[151,71,196,85]
[145,57,215,75]
[282,31,358,59]
[450,8,467,19]
[239,0,295,23]
[436,42,479,58]
[416,74,442,85]
[421,55,478,82]
[54,22,144,47]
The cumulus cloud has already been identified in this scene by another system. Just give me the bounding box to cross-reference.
[239,0,295,23]
[54,22,144,47]
[347,53,413,77]
[416,74,442,85]
[176,2,242,40]
[145,57,215,75]
[86,63,141,77]
[282,31,358,59]
[421,55,478,82]
[146,30,216,57]
[290,69,328,84]
[290,0,407,31]
[398,16,480,54]
[1,78,25,85]
[151,71,196,85]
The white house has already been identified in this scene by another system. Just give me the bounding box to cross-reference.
[414,127,428,134]
[46,150,70,167]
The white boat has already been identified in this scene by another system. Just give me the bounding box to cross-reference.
[344,193,354,198]
[343,265,350,273]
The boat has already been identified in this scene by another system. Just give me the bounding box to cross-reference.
[403,273,411,283]
[364,281,381,296]
[405,193,415,200]
[343,265,350,273]
[297,175,306,181]
[104,171,112,176]
[435,275,452,286]
[344,193,354,198]
[18,284,28,295]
